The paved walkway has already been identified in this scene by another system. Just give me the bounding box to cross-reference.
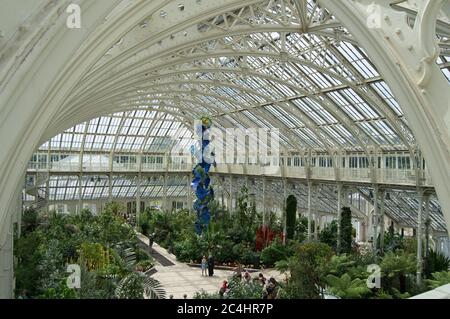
[137,233,284,299]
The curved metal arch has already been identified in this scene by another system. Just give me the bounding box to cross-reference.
[65,48,413,153]
[76,94,312,151]
[42,105,197,145]
[73,25,354,101]
[96,82,344,152]
[78,0,344,85]
[65,83,357,152]
[70,45,361,109]
[57,91,240,127]
[67,67,379,152]
[127,78,273,101]
[79,0,268,92]
[83,90,374,161]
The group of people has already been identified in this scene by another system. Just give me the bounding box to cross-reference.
[216,263,279,299]
[200,255,215,277]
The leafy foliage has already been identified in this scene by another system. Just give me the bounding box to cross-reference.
[380,250,416,294]
[325,274,371,299]
[426,271,450,289]
[424,250,450,278]
[260,238,293,267]
[277,242,333,299]
[15,203,161,299]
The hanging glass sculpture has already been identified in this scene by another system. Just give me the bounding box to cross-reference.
[191,117,215,234]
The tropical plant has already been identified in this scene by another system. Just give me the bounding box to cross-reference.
[260,238,292,267]
[327,254,356,277]
[380,250,416,294]
[277,242,333,299]
[294,215,308,242]
[40,279,78,299]
[426,271,450,289]
[78,242,109,271]
[424,250,450,278]
[115,272,165,299]
[325,273,371,299]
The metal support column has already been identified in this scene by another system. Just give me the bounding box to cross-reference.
[380,189,385,254]
[372,185,379,252]
[314,184,319,241]
[417,190,424,286]
[337,183,342,253]
[282,179,287,245]
[163,174,168,212]
[424,195,430,258]
[78,174,83,214]
[136,173,141,226]
[187,174,192,211]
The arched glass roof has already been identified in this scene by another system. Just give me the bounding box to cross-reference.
[40,0,449,155]
[25,0,450,233]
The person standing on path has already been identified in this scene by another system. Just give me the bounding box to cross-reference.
[207,254,214,277]
[201,255,207,277]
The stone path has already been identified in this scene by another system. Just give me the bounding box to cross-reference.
[136,233,284,299]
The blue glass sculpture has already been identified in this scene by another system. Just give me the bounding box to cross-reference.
[191,117,215,234]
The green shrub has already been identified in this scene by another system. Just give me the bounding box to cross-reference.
[260,238,290,267]
[278,242,333,298]
[226,277,264,299]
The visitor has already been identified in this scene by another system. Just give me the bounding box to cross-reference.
[244,270,251,283]
[201,255,207,277]
[258,273,266,286]
[264,277,278,299]
[207,254,215,276]
[149,232,154,253]
[219,280,228,299]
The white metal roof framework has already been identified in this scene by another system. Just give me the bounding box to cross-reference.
[25,0,450,232]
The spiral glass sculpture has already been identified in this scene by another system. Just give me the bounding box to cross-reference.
[191,117,215,234]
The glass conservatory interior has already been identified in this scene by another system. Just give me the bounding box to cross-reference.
[1,0,450,300]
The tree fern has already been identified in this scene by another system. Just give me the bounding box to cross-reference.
[325,273,371,299]
[426,271,450,289]
[115,272,166,299]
